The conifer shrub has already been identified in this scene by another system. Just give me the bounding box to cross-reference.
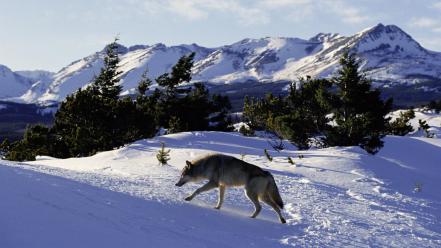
[239,125,255,136]
[418,119,434,138]
[388,109,415,136]
[243,51,393,154]
[156,142,171,166]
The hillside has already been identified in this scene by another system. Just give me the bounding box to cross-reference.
[1,131,441,247]
[0,65,33,99]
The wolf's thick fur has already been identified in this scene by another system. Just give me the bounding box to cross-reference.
[175,154,286,223]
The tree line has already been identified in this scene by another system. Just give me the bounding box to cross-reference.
[0,42,426,161]
[1,39,232,161]
[241,51,419,154]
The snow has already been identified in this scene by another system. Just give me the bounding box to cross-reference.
[1,131,441,247]
[0,65,33,99]
[4,24,441,104]
[390,109,441,138]
[14,70,54,84]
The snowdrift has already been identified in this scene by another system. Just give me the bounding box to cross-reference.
[1,132,441,247]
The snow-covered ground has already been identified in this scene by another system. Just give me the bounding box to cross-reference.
[1,131,441,247]
[390,109,441,138]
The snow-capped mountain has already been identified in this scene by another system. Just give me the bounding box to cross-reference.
[0,65,33,99]
[4,23,441,104]
[15,70,54,84]
[16,43,214,104]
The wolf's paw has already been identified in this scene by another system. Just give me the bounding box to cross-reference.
[280,218,286,224]
[184,196,192,201]
[214,206,221,210]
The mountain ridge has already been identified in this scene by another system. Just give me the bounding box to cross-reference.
[1,23,441,105]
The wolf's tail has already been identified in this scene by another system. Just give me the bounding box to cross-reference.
[266,174,284,209]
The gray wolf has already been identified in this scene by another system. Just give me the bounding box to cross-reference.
[175,153,286,223]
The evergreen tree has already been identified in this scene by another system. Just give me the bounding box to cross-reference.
[4,124,67,161]
[156,53,195,96]
[52,38,156,157]
[168,116,187,134]
[239,125,255,136]
[209,94,233,131]
[153,53,232,133]
[4,140,36,162]
[137,70,152,96]
[0,138,10,158]
[418,119,433,138]
[427,100,441,113]
[274,113,313,150]
[180,83,211,131]
[92,39,123,100]
[273,77,333,149]
[156,142,171,166]
[388,109,415,136]
[243,93,286,131]
[154,53,196,128]
[325,51,392,154]
[4,45,231,161]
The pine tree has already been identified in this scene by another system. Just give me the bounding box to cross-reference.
[274,113,311,150]
[427,100,441,113]
[0,138,10,150]
[239,125,255,136]
[418,119,433,138]
[168,116,186,134]
[153,53,232,133]
[156,53,195,96]
[272,77,332,150]
[155,53,195,128]
[209,94,233,131]
[137,70,152,96]
[243,94,286,131]
[4,140,36,162]
[325,51,392,154]
[51,38,156,157]
[156,142,171,166]
[388,109,415,136]
[92,39,123,100]
[0,138,10,157]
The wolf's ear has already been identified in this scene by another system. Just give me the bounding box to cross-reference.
[186,160,192,167]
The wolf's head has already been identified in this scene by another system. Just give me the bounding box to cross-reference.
[175,160,194,187]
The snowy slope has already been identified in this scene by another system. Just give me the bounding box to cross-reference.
[16,44,214,104]
[0,65,33,99]
[390,109,441,138]
[4,23,441,105]
[15,70,54,84]
[1,132,441,247]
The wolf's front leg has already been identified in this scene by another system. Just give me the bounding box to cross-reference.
[214,185,225,209]
[185,181,218,201]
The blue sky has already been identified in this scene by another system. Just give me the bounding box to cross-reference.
[1,0,441,71]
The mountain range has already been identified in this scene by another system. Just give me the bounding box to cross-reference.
[1,23,441,106]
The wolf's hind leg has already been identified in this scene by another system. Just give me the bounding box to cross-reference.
[245,189,261,218]
[262,195,286,224]
[185,180,218,201]
[215,185,225,209]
